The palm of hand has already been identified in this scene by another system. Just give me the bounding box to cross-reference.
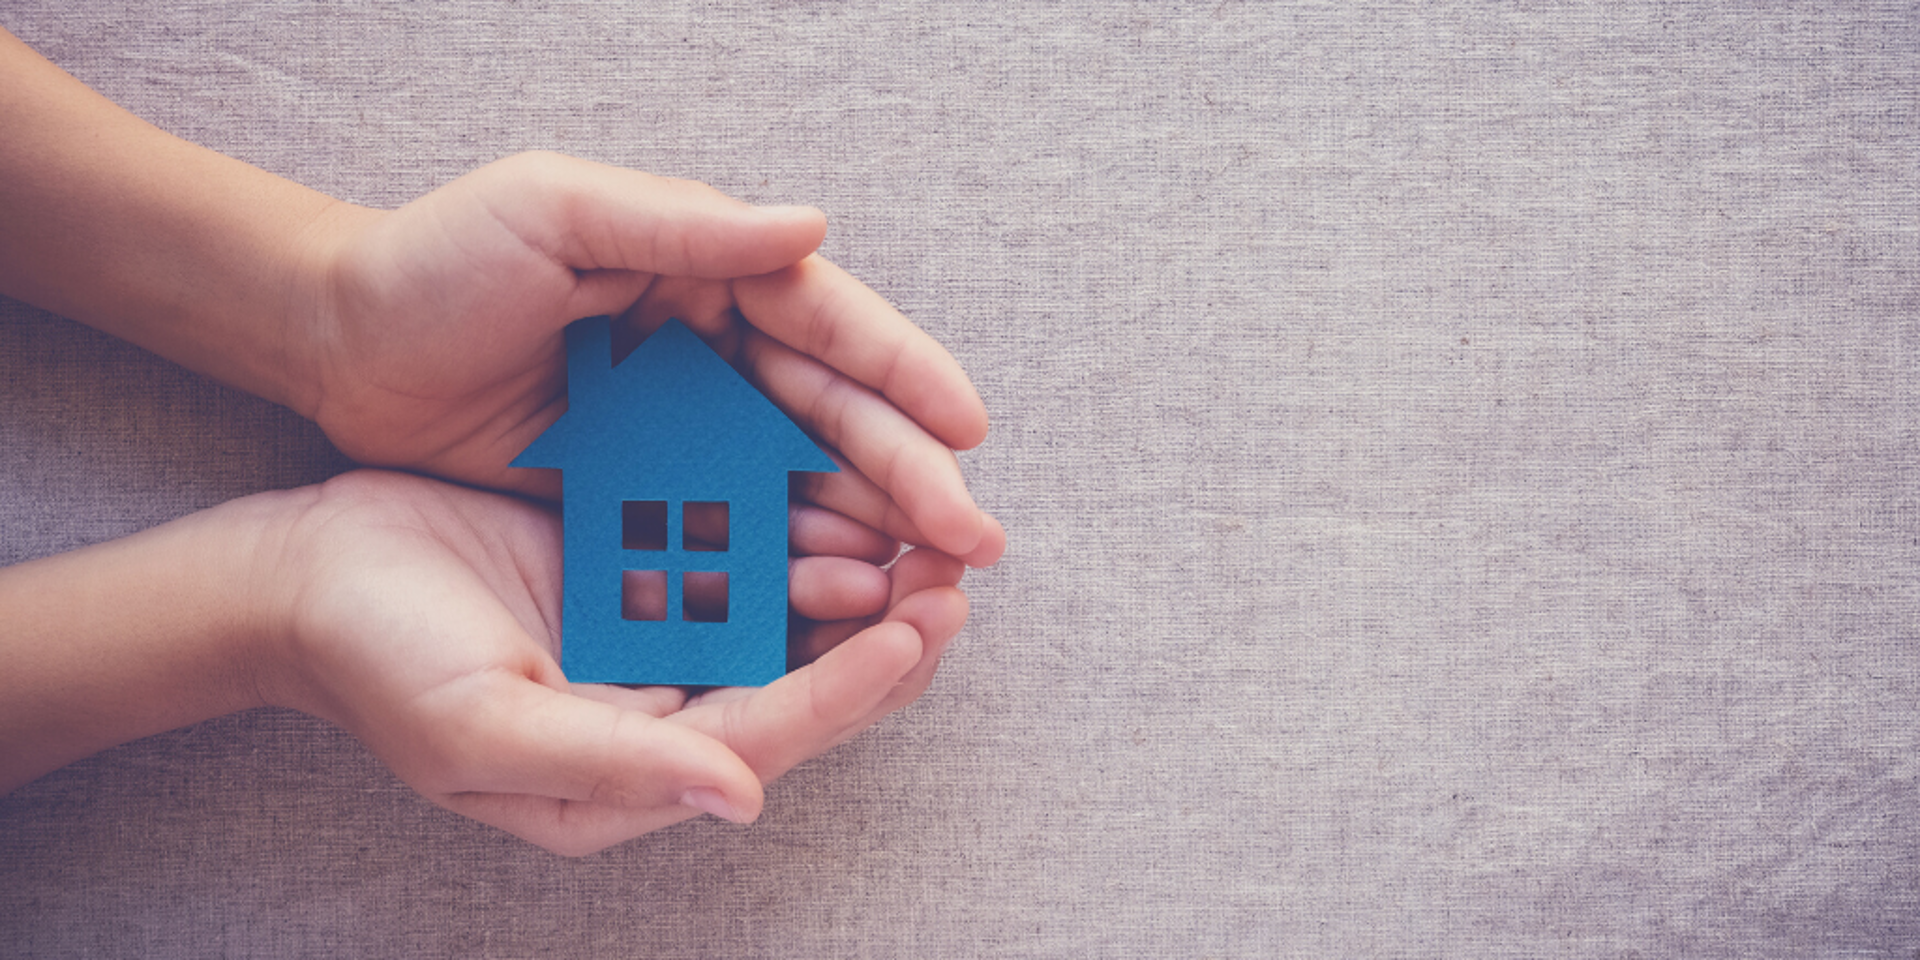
[267,470,967,856]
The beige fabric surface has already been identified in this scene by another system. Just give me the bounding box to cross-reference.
[2,3,1916,956]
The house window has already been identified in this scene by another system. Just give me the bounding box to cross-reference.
[622,500,731,623]
[622,501,668,551]
[682,572,729,622]
[621,570,667,621]
[683,501,729,551]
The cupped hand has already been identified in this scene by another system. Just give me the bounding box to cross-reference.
[297,151,1002,565]
[255,469,969,857]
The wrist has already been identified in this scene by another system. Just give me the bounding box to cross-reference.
[0,488,308,791]
[276,199,386,424]
[0,30,376,420]
[218,484,332,721]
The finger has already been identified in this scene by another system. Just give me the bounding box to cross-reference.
[466,152,828,282]
[790,503,899,564]
[885,587,969,671]
[732,255,989,451]
[788,547,965,669]
[788,617,868,667]
[744,331,985,557]
[886,548,967,603]
[670,620,925,784]
[567,269,658,326]
[789,555,890,622]
[842,549,972,727]
[792,453,932,549]
[959,511,1007,568]
[413,670,763,824]
[792,463,999,569]
[861,585,968,718]
[775,586,971,756]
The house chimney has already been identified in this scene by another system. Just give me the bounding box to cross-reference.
[564,315,614,407]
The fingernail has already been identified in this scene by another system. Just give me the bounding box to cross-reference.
[680,787,743,823]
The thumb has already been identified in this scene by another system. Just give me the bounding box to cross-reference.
[461,151,828,280]
[671,619,926,785]
[411,674,765,856]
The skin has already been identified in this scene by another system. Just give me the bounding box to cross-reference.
[0,471,970,856]
[0,26,1004,852]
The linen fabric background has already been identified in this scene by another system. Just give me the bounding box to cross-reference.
[2,2,1916,957]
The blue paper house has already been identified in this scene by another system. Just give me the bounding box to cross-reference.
[511,317,837,686]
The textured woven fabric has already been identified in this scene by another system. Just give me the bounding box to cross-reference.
[2,3,1916,956]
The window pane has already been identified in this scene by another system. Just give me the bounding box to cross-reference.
[683,571,729,622]
[621,570,667,621]
[622,501,668,551]
[683,501,729,552]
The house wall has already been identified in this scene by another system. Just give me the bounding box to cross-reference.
[559,474,790,686]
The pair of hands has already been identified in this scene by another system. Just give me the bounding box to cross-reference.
[0,32,994,852]
[232,154,1003,854]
